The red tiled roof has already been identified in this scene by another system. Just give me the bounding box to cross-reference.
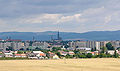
[15,54,26,56]
[40,53,46,56]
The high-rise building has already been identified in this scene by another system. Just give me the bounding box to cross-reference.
[96,41,100,50]
[100,41,109,48]
[86,41,96,49]
[32,42,49,49]
[69,41,87,48]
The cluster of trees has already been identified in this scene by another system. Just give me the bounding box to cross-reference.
[64,51,119,59]
[6,46,14,51]
[100,46,119,58]
[100,42,119,58]
[70,53,93,58]
[106,42,114,50]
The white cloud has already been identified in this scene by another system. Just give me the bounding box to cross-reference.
[19,13,87,25]
[58,14,81,23]
[21,14,62,24]
[82,6,105,16]
[24,18,43,24]
[104,15,112,24]
[56,14,88,24]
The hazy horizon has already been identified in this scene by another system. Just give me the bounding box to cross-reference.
[0,30,120,33]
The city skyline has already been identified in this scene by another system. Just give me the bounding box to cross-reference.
[0,1,120,71]
[0,0,120,33]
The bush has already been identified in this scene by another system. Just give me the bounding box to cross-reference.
[65,54,73,58]
[106,54,112,58]
[74,53,86,58]
[79,54,86,58]
[52,47,61,51]
[113,50,119,58]
[99,53,107,58]
[92,55,99,58]
[17,51,24,54]
[86,53,93,58]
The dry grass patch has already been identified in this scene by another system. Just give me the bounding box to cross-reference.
[0,58,120,71]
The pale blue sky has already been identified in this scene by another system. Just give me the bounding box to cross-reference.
[0,0,120,33]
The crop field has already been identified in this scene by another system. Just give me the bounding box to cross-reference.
[0,58,120,71]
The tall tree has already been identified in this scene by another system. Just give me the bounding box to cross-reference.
[114,50,119,58]
[106,42,114,50]
[101,47,108,54]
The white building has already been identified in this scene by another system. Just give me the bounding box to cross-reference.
[4,53,13,57]
[96,42,101,50]
[107,50,115,55]
[53,55,59,59]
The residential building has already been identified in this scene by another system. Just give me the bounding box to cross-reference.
[96,41,101,50]
[4,53,13,57]
[32,42,49,49]
[14,54,27,58]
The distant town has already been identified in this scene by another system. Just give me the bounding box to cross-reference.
[0,31,120,59]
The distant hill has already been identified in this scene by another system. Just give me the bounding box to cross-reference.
[0,30,120,41]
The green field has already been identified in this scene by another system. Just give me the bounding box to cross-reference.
[0,58,120,71]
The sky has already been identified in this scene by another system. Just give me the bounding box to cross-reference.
[0,0,120,33]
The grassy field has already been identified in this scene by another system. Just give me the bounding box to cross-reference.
[0,58,120,71]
